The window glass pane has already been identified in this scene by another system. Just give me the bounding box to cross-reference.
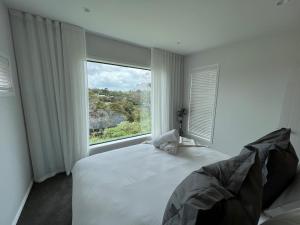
[87,61,151,145]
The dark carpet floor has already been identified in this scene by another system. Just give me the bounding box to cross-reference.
[17,173,72,225]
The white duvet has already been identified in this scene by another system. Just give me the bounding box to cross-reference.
[72,144,230,225]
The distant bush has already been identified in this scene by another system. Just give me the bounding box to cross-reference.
[103,121,141,138]
[89,88,151,144]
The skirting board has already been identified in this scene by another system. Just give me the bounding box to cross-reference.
[11,180,33,225]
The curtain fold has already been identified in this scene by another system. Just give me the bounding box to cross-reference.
[151,48,184,138]
[9,9,88,182]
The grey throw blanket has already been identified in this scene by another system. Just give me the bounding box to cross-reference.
[162,149,262,225]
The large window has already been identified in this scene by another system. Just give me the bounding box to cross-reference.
[87,61,151,145]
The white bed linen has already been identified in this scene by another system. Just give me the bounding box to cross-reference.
[72,144,230,225]
[259,208,300,225]
[259,214,271,224]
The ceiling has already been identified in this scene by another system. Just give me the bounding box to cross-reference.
[3,0,300,55]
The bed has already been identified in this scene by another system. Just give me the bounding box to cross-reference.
[72,144,230,225]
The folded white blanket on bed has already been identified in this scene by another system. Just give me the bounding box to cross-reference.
[153,129,179,154]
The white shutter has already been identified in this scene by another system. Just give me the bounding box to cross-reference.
[188,64,219,143]
[0,54,13,94]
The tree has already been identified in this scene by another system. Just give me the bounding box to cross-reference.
[88,88,151,144]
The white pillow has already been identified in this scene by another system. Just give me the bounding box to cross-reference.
[152,129,179,147]
[159,142,178,154]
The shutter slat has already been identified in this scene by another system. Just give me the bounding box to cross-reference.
[188,65,219,142]
[0,55,12,93]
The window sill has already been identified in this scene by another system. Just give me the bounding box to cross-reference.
[89,134,152,156]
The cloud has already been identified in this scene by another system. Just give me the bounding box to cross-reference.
[87,62,151,91]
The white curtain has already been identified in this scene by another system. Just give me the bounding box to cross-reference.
[9,9,88,182]
[151,48,183,138]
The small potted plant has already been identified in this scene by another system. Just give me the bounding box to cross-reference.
[177,108,187,136]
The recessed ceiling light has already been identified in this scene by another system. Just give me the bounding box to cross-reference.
[84,7,91,13]
[276,0,291,6]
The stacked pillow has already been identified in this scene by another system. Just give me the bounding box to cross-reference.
[153,129,180,154]
[162,128,299,225]
[162,149,262,225]
[242,128,298,208]
[264,166,300,217]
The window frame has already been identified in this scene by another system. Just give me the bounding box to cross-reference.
[86,59,152,147]
[87,59,151,72]
[187,64,220,144]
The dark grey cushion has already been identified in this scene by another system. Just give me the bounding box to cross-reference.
[264,166,300,217]
[162,149,262,225]
[243,128,298,209]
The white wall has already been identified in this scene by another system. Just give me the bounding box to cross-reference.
[86,32,151,68]
[279,66,300,156]
[0,2,32,225]
[184,31,300,156]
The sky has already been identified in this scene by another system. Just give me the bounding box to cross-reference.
[87,62,151,91]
